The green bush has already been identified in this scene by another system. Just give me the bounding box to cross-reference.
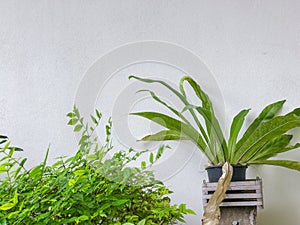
[0,107,194,225]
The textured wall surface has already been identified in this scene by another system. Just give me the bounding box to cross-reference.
[1,1,300,224]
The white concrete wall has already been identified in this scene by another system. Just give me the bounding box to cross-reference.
[1,1,300,224]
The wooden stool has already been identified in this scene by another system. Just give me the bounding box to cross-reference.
[202,178,263,225]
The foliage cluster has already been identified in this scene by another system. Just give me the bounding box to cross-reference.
[129,75,300,171]
[0,107,194,225]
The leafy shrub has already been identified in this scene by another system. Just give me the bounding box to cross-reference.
[0,107,194,225]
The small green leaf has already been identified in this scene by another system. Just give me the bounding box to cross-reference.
[96,109,102,119]
[137,219,146,225]
[74,169,86,176]
[8,147,15,157]
[67,112,75,118]
[149,153,154,164]
[68,179,76,186]
[156,145,165,160]
[2,141,10,152]
[78,215,89,221]
[0,202,16,211]
[68,118,78,125]
[87,154,97,161]
[29,165,42,177]
[73,106,80,118]
[74,124,83,132]
[0,165,6,173]
[141,161,146,169]
[91,115,98,124]
[185,208,196,215]
[12,147,23,151]
[112,199,129,206]
[13,190,18,204]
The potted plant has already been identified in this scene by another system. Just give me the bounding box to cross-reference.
[0,107,195,224]
[129,75,300,182]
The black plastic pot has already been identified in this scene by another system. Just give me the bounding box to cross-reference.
[205,164,247,182]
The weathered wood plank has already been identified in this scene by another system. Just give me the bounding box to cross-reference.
[203,185,260,191]
[202,193,262,199]
[203,179,260,187]
[203,201,263,207]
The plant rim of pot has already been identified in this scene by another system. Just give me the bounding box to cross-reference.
[129,75,300,172]
[205,164,248,182]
